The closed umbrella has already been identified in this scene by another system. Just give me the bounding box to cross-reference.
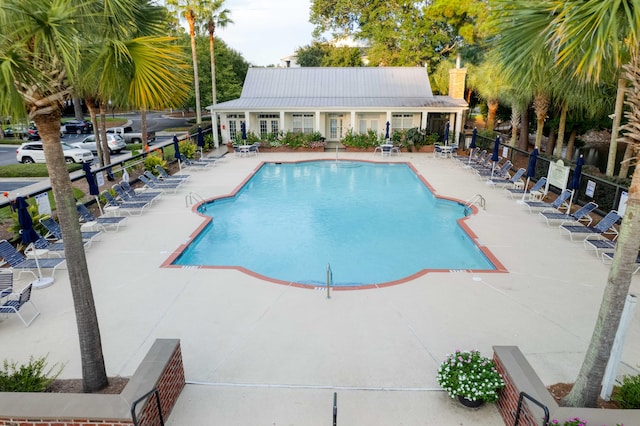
[568,154,584,209]
[173,135,182,173]
[489,136,500,181]
[468,128,477,165]
[197,126,204,149]
[16,196,52,288]
[241,121,247,142]
[520,148,539,203]
[82,161,102,215]
[443,122,450,145]
[385,121,390,140]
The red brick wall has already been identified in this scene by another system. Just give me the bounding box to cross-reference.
[494,353,538,426]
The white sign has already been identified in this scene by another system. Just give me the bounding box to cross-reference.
[586,180,596,198]
[618,191,628,216]
[547,159,570,191]
[96,171,105,188]
[502,146,509,158]
[35,192,51,216]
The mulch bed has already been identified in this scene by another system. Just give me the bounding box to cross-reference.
[547,382,620,409]
[47,377,129,394]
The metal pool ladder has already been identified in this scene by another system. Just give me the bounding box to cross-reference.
[185,192,205,208]
[465,194,486,210]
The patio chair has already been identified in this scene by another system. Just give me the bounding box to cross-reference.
[601,251,640,275]
[196,149,226,163]
[0,270,12,300]
[155,165,190,181]
[181,155,210,169]
[143,171,184,188]
[0,240,66,281]
[584,238,617,257]
[462,150,488,171]
[523,189,573,214]
[248,142,260,156]
[539,201,598,227]
[102,191,149,216]
[0,283,40,327]
[119,180,162,203]
[76,203,128,232]
[139,174,180,194]
[559,210,621,242]
[488,167,525,189]
[504,177,547,199]
[40,217,101,247]
[30,231,65,256]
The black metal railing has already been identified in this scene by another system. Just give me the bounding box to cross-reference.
[131,387,164,426]
[333,392,337,426]
[513,391,549,426]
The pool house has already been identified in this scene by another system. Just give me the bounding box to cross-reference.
[211,66,469,146]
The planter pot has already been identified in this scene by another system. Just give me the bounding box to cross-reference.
[457,395,484,408]
[344,146,373,152]
[226,144,234,154]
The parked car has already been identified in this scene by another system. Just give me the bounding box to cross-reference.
[71,134,126,154]
[16,141,94,164]
[3,124,39,140]
[106,126,156,144]
[62,119,93,134]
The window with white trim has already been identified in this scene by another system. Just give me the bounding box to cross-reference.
[292,113,314,134]
[258,114,279,137]
[226,114,245,140]
[392,114,416,130]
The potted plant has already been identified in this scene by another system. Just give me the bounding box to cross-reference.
[436,349,505,407]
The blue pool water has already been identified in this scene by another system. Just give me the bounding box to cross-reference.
[174,161,496,286]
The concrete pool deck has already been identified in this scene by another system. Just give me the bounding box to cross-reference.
[1,149,639,425]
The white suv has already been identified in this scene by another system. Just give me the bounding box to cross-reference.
[16,142,94,164]
[72,134,126,154]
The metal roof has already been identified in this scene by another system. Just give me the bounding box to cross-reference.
[212,67,467,110]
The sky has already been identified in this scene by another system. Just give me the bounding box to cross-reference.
[215,0,317,66]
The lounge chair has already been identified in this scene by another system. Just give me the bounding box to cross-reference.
[462,150,488,171]
[559,210,621,242]
[0,270,12,300]
[489,167,525,189]
[40,217,101,247]
[102,191,149,216]
[155,165,190,181]
[601,251,640,274]
[584,238,617,256]
[118,180,162,203]
[539,201,598,227]
[139,174,180,194]
[0,240,66,281]
[30,231,65,256]
[181,155,210,169]
[476,160,512,179]
[196,149,226,163]
[523,189,573,214]
[143,171,184,188]
[77,203,128,232]
[505,177,547,199]
[0,283,40,327]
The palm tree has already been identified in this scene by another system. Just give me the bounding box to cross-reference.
[167,0,213,124]
[206,0,232,149]
[470,59,509,133]
[0,0,188,392]
[492,0,640,407]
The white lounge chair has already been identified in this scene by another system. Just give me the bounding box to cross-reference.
[560,210,621,242]
[524,189,573,214]
[539,201,598,227]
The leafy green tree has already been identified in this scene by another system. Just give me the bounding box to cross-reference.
[0,0,189,392]
[492,0,640,408]
[296,42,327,67]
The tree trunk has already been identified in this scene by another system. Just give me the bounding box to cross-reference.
[606,77,626,176]
[566,127,577,160]
[546,128,556,155]
[555,102,568,158]
[187,11,202,124]
[33,112,108,393]
[98,102,111,165]
[533,93,550,150]
[73,97,84,120]
[510,106,520,147]
[86,98,104,167]
[563,56,640,408]
[486,99,498,132]
[141,108,148,152]
[209,22,219,148]
[518,106,529,151]
[618,143,635,179]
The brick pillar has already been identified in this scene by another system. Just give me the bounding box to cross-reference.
[448,68,467,100]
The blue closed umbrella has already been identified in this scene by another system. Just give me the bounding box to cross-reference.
[385,121,390,140]
[241,122,247,141]
[16,196,38,245]
[443,122,450,145]
[197,126,204,149]
[82,161,99,197]
[468,128,477,165]
[489,136,500,180]
[173,135,181,161]
[569,155,584,190]
[521,148,539,202]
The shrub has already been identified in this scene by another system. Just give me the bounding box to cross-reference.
[0,355,63,392]
[143,152,166,174]
[179,140,197,159]
[341,128,380,149]
[613,373,640,409]
[436,349,505,403]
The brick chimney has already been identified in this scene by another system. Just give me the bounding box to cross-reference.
[448,56,467,100]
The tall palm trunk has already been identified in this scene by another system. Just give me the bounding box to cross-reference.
[510,106,520,147]
[86,98,104,167]
[618,143,635,179]
[563,56,640,408]
[555,101,568,157]
[486,99,499,132]
[566,127,578,160]
[208,19,219,148]
[187,10,202,124]
[99,102,111,165]
[141,108,148,152]
[33,112,108,393]
[73,97,84,120]
[606,78,626,176]
[518,106,529,150]
[533,93,550,149]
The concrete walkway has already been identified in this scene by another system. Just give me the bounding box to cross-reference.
[1,149,639,425]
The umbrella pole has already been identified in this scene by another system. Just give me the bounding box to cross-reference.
[468,148,473,165]
[27,243,54,289]
[518,177,531,204]
[95,196,103,216]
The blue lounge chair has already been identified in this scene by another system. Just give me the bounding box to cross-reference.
[489,167,525,189]
[0,271,13,300]
[155,164,190,181]
[505,177,547,199]
[0,283,40,327]
[0,240,66,281]
[102,191,149,216]
[524,189,573,214]
[476,160,512,179]
[139,174,180,194]
[584,238,616,256]
[539,201,598,227]
[40,217,101,246]
[559,210,621,242]
[118,180,162,204]
[31,231,65,255]
[77,203,128,232]
[601,251,640,274]
[181,155,210,169]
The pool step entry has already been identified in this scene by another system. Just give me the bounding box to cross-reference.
[185,192,205,208]
[464,194,486,211]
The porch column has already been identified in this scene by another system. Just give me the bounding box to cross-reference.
[386,111,392,134]
[351,111,356,131]
[315,111,321,133]
[421,112,428,130]
[453,112,463,145]
[280,111,285,132]
[245,111,251,134]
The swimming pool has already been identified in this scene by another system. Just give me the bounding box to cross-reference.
[172,161,499,287]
